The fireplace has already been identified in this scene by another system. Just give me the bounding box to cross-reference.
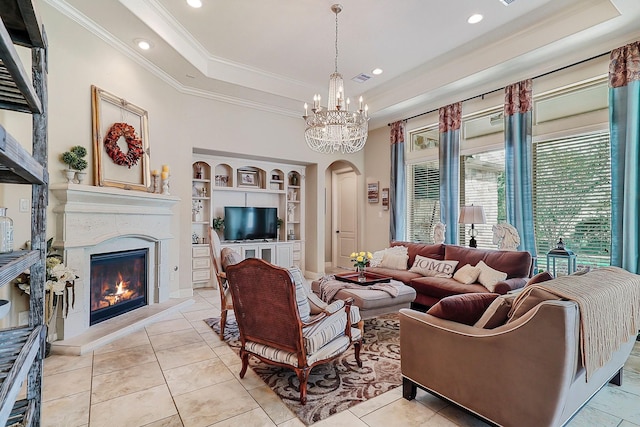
[90,249,148,325]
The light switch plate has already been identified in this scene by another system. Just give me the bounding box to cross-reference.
[19,198,29,213]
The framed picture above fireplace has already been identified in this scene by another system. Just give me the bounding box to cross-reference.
[91,85,151,192]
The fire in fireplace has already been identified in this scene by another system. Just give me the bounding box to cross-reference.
[90,249,148,325]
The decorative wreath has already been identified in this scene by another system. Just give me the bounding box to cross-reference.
[103,122,144,168]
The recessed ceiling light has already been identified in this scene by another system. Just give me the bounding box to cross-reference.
[372,68,383,75]
[136,39,152,50]
[187,0,202,8]
[467,14,483,24]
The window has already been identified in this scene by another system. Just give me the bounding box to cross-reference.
[533,131,611,271]
[407,160,440,242]
[459,150,505,248]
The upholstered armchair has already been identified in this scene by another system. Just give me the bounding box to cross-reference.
[226,258,363,404]
[208,227,235,338]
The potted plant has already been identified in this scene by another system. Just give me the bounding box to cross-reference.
[277,217,283,240]
[213,216,224,238]
[61,145,88,184]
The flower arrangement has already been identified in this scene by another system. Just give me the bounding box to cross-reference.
[350,251,373,270]
[15,252,78,326]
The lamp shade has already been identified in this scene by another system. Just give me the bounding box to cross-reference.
[458,205,486,224]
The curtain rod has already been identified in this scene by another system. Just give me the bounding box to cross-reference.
[387,50,611,127]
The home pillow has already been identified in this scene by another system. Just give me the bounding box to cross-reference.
[409,255,458,278]
[427,293,500,326]
[474,293,518,328]
[370,245,408,267]
[476,260,508,292]
[453,264,482,284]
[506,287,562,324]
[379,251,409,270]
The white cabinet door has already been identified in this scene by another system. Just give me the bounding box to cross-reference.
[276,243,293,268]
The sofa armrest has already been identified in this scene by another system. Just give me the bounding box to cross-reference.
[400,301,580,427]
[492,277,527,294]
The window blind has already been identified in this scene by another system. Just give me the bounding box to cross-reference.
[459,150,506,249]
[407,161,440,243]
[533,131,611,271]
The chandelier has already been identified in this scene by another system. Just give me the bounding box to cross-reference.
[303,4,369,154]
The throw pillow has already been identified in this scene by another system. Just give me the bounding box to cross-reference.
[476,261,508,292]
[288,266,311,322]
[379,251,409,270]
[525,271,553,286]
[453,263,482,284]
[409,255,459,278]
[506,287,562,324]
[370,245,408,267]
[220,248,242,271]
[426,293,500,326]
[474,293,517,328]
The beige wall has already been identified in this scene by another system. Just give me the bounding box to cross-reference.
[1,2,365,327]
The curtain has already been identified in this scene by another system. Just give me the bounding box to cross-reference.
[609,41,640,274]
[504,79,537,258]
[439,103,461,245]
[390,120,406,241]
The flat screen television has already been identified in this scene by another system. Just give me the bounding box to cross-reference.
[223,206,278,241]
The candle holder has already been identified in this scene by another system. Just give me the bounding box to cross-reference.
[162,175,170,195]
[151,174,160,193]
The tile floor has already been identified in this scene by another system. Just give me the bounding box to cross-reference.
[41,287,640,427]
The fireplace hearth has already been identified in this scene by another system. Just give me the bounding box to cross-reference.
[90,249,148,325]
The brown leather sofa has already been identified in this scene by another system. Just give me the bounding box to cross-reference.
[366,241,533,307]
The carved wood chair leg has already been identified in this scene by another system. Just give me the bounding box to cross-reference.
[296,368,310,405]
[354,341,363,367]
[239,350,249,378]
[219,309,227,339]
[357,320,364,338]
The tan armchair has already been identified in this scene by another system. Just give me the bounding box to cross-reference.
[226,258,363,404]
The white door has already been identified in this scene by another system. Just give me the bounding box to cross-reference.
[333,169,358,269]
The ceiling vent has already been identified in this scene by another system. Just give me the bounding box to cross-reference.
[352,73,371,83]
[499,0,516,5]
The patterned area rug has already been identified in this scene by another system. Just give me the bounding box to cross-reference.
[205,313,401,425]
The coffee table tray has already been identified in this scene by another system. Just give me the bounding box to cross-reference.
[334,271,392,286]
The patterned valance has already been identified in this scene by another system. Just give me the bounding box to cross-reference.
[504,79,532,116]
[609,41,640,88]
[390,121,405,145]
[438,102,462,133]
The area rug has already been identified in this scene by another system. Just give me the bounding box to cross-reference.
[205,313,401,425]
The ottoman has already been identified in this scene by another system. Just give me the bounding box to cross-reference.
[311,278,416,319]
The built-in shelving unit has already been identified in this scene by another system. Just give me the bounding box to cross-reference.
[0,1,48,425]
[193,154,305,272]
[192,161,213,287]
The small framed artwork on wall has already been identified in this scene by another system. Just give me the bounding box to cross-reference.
[238,169,259,188]
[368,182,379,203]
[382,188,389,210]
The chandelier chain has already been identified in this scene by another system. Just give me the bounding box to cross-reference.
[334,8,339,73]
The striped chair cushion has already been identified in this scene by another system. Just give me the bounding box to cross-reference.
[302,307,348,354]
[288,266,311,322]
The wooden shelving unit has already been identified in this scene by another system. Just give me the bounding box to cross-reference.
[0,1,48,425]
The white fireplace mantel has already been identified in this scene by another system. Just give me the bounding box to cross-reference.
[50,183,180,339]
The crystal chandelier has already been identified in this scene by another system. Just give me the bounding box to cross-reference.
[303,4,369,154]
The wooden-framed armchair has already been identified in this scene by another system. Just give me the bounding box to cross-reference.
[208,227,235,338]
[226,258,363,404]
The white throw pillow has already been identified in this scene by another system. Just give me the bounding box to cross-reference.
[379,252,409,270]
[409,255,459,278]
[476,261,508,291]
[453,263,482,284]
[370,245,408,268]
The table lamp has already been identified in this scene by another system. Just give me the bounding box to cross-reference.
[458,205,486,248]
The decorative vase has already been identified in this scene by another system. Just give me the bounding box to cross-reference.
[357,265,366,282]
[75,171,87,184]
[63,169,75,183]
